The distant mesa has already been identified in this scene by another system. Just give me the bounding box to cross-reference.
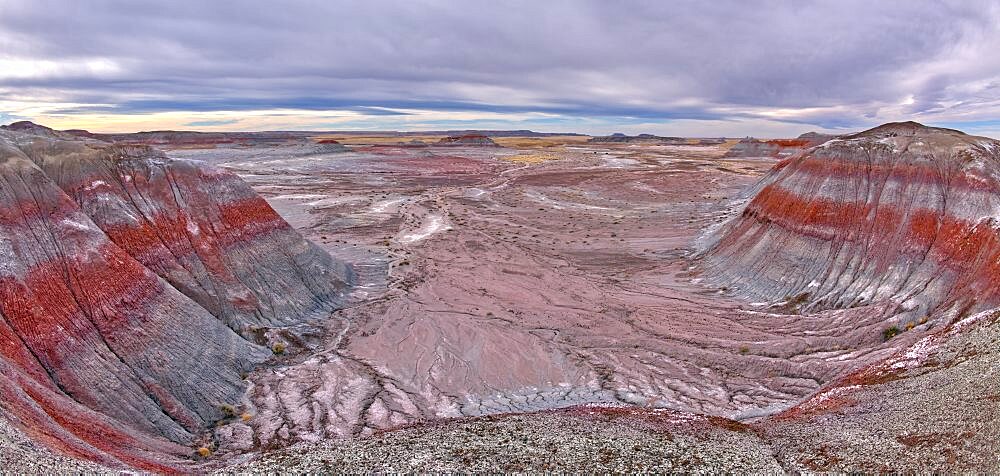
[587,132,685,144]
[701,121,1000,325]
[437,133,500,146]
[5,122,357,154]
[61,128,104,140]
[431,129,584,138]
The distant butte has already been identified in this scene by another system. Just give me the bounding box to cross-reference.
[437,133,500,146]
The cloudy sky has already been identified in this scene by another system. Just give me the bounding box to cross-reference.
[1,0,999,137]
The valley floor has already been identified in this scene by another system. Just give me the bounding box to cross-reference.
[164,138,953,470]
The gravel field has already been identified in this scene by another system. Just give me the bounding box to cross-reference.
[219,408,782,474]
[0,419,113,474]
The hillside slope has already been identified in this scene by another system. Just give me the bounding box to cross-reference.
[702,122,1000,327]
[0,124,348,470]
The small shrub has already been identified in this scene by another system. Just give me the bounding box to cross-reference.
[220,404,236,418]
[272,342,286,355]
[196,447,212,458]
[739,346,749,354]
[905,322,915,331]
[882,326,901,341]
[241,413,253,422]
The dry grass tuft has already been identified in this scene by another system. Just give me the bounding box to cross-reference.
[504,153,559,164]
[492,136,592,148]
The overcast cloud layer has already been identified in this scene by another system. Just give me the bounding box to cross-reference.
[1,0,999,136]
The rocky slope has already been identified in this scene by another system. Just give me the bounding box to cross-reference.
[761,305,1000,471]
[702,122,1000,327]
[0,123,348,470]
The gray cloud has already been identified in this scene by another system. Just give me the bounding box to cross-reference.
[1,0,999,134]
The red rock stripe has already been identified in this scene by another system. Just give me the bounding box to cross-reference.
[217,196,291,241]
[737,181,1000,303]
[0,196,82,229]
[0,316,57,391]
[0,370,186,473]
[101,197,289,268]
[766,139,813,148]
[0,243,163,370]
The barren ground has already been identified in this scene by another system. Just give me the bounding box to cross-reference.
[161,137,928,463]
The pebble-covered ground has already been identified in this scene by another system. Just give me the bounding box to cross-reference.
[0,419,112,474]
[219,407,782,473]
[763,309,1000,473]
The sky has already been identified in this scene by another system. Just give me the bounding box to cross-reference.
[1,0,1000,137]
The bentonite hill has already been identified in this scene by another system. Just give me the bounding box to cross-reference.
[1,119,999,473]
[0,122,349,471]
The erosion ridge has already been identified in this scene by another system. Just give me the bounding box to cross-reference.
[0,124,349,471]
[702,121,1000,326]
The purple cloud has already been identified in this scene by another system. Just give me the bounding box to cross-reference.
[1,0,999,135]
